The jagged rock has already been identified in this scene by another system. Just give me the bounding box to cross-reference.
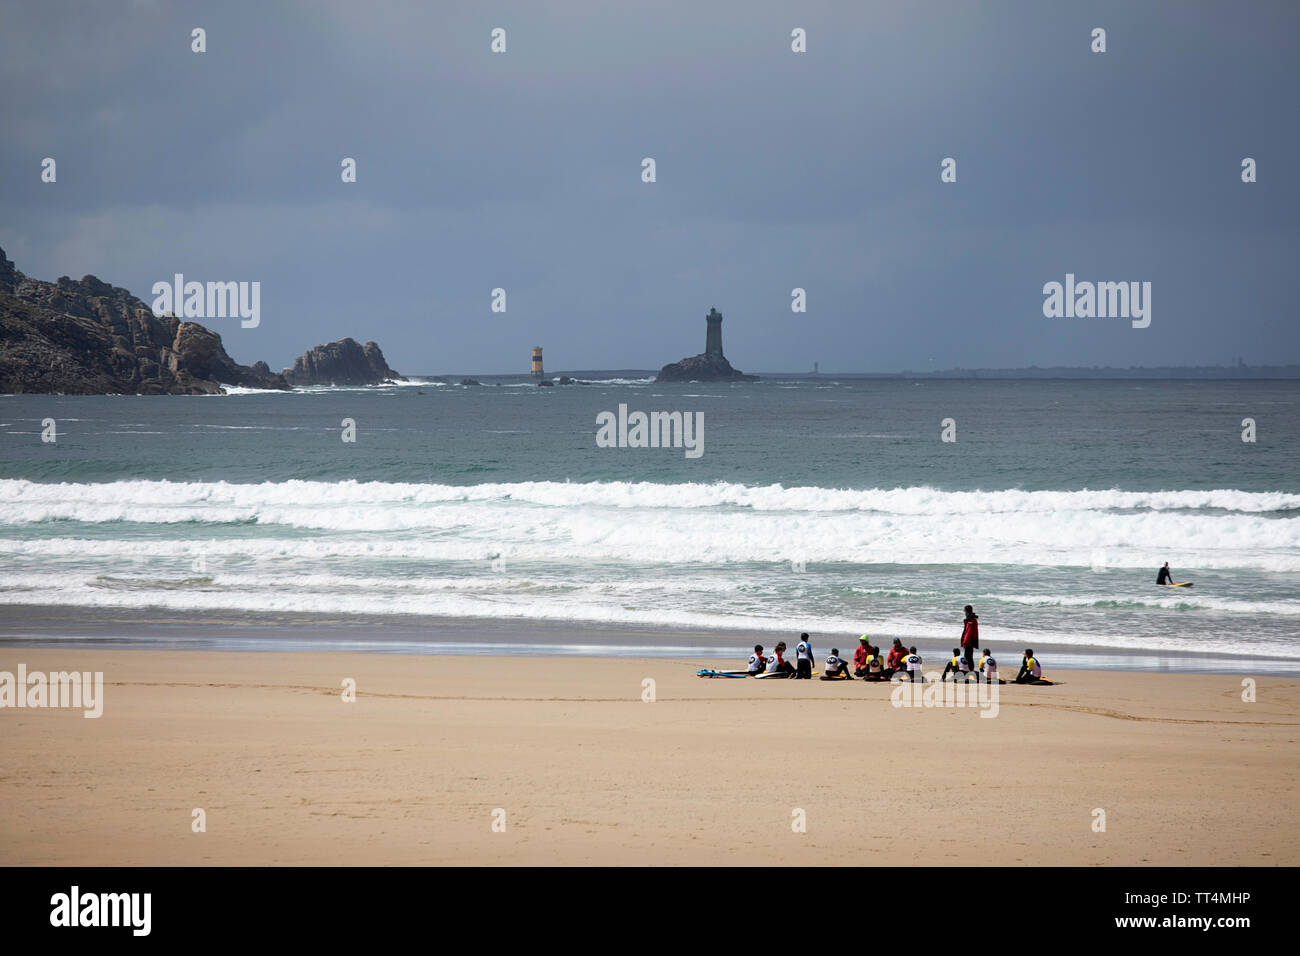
[0,250,16,294]
[0,246,289,394]
[459,378,481,386]
[656,352,757,383]
[536,379,554,387]
[282,338,403,386]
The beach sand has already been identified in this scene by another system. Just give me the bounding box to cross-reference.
[1,649,1296,866]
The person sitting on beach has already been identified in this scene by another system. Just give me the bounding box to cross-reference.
[820,648,851,680]
[982,650,1004,684]
[903,646,923,682]
[747,644,766,676]
[1015,648,1049,685]
[859,646,887,680]
[866,646,889,680]
[942,648,971,682]
[766,641,796,678]
[853,636,872,677]
[886,639,907,674]
[795,633,814,680]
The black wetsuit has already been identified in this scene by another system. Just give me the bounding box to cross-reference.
[1157,566,1172,585]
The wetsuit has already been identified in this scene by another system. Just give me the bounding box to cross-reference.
[1015,655,1045,684]
[961,614,979,672]
[820,655,850,680]
[795,639,813,679]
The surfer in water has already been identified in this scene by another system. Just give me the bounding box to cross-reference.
[1157,562,1173,586]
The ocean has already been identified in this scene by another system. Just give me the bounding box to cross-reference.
[2,377,1298,672]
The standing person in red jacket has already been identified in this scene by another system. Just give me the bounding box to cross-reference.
[960,605,980,674]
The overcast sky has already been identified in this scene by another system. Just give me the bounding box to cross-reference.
[2,0,1297,374]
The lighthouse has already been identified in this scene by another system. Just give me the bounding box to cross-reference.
[531,346,544,378]
[704,307,723,357]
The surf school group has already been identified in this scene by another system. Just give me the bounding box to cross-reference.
[699,606,1054,686]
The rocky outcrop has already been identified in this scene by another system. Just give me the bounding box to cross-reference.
[0,246,289,394]
[282,338,402,386]
[656,352,757,383]
[656,306,758,382]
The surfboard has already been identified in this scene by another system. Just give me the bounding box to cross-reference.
[1166,582,1194,587]
[696,669,749,678]
[753,670,819,679]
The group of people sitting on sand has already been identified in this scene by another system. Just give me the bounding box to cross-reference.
[743,608,1052,686]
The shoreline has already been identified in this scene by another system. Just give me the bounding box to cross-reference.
[2,604,1296,676]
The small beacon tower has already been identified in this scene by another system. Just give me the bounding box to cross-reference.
[531,346,544,378]
[705,307,723,357]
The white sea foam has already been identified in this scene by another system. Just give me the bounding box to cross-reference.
[212,384,282,395]
[982,591,1300,616]
[1,571,1295,659]
[572,377,655,385]
[1,480,1296,569]
[3,478,1297,514]
[2,478,1296,656]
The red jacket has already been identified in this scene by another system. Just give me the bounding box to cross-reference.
[886,646,905,669]
[961,616,980,648]
[853,645,869,669]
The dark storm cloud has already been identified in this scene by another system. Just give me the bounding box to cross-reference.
[2,0,1296,373]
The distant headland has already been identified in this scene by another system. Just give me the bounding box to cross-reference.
[0,246,400,394]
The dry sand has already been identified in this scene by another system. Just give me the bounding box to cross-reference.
[1,650,1296,865]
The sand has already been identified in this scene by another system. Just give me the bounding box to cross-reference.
[1,650,1296,866]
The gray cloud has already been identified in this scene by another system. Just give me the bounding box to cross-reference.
[2,0,1296,373]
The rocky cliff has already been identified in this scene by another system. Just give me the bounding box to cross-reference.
[0,246,289,394]
[282,338,403,386]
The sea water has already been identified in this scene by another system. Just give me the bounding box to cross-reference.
[1,377,1297,669]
